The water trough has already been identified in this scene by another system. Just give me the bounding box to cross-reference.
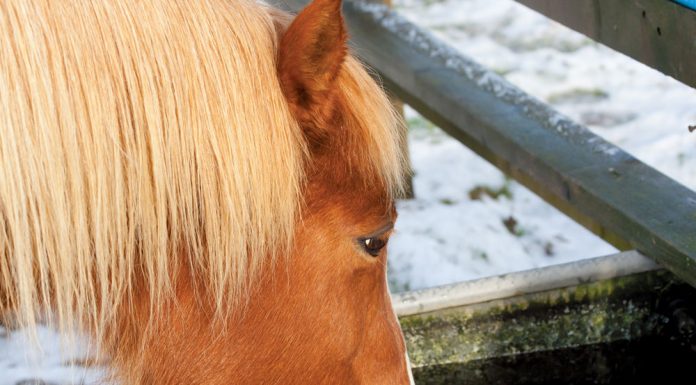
[394,251,696,384]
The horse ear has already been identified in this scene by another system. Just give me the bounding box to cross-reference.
[278,0,347,140]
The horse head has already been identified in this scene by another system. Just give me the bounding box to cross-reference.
[0,0,412,383]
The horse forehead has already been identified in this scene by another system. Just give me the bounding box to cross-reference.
[304,169,394,221]
[305,127,394,211]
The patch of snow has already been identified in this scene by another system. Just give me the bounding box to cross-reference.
[0,326,104,385]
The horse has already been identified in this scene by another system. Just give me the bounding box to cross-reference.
[0,0,414,383]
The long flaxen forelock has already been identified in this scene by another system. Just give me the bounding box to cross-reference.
[338,58,407,198]
[0,0,405,340]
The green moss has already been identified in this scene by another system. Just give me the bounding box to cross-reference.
[399,271,674,369]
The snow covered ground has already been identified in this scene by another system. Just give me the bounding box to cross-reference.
[3,0,696,382]
[0,325,103,385]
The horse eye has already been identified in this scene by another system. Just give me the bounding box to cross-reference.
[360,237,387,257]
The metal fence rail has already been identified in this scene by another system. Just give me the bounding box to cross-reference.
[393,250,660,316]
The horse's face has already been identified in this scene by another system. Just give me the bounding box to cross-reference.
[264,0,411,382]
[119,0,412,383]
[220,0,412,380]
[228,175,410,384]
[285,201,408,384]
[192,182,410,384]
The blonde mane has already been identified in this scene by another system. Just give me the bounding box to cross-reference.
[0,0,404,337]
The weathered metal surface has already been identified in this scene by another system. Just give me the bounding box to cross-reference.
[397,269,696,384]
[515,0,696,89]
[394,250,659,317]
[280,0,696,288]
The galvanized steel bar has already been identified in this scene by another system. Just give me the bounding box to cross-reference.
[394,250,661,317]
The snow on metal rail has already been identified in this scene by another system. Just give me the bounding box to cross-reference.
[280,0,696,288]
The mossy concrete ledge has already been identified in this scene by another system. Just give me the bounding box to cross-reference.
[395,254,696,384]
